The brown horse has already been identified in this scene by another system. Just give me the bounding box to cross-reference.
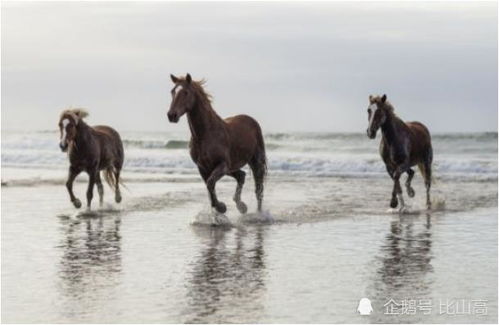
[366,95,433,210]
[58,109,124,209]
[167,73,267,213]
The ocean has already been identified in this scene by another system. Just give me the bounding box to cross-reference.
[2,130,497,183]
[1,130,497,323]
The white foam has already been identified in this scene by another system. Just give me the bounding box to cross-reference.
[191,209,233,227]
[238,210,275,224]
[2,131,497,180]
[431,197,446,211]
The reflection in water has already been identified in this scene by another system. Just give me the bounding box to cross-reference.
[370,214,433,321]
[379,215,433,291]
[57,215,122,319]
[184,225,267,323]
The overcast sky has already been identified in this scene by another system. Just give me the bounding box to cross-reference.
[2,1,497,133]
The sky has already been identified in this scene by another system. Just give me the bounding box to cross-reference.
[1,1,497,133]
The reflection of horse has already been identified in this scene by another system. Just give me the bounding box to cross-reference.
[57,215,122,304]
[366,215,433,323]
[377,215,433,294]
[184,226,266,323]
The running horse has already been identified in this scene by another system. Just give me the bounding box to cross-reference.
[58,109,124,209]
[366,95,433,210]
[167,73,267,213]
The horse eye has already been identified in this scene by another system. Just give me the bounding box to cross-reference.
[367,108,372,114]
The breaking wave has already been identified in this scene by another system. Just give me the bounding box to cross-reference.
[2,131,497,183]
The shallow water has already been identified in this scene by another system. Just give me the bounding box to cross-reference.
[2,131,497,322]
[1,172,497,323]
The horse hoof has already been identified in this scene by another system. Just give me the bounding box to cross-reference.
[390,198,398,208]
[236,201,248,214]
[215,202,227,214]
[407,188,415,198]
[73,199,82,209]
[115,194,122,203]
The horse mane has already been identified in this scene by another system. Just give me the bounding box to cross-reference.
[370,95,394,113]
[60,108,89,123]
[382,100,401,124]
[185,78,224,122]
[190,80,213,107]
[383,100,395,113]
[65,108,89,118]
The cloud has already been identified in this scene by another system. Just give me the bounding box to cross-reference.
[2,1,497,132]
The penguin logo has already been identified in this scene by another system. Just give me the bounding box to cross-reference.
[357,298,373,315]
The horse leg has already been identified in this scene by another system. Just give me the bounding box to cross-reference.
[405,168,415,198]
[114,168,122,203]
[86,169,97,209]
[385,165,398,208]
[390,181,399,208]
[229,170,248,214]
[206,163,228,213]
[66,166,82,208]
[392,175,404,209]
[393,166,408,210]
[96,172,104,207]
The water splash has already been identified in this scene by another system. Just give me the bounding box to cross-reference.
[238,210,275,224]
[191,209,233,228]
[432,197,446,211]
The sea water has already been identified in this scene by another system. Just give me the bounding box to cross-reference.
[1,131,497,323]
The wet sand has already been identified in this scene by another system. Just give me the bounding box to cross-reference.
[1,171,497,323]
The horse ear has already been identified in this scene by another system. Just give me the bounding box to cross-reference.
[170,74,179,83]
[381,94,387,103]
[369,95,373,102]
[186,73,192,84]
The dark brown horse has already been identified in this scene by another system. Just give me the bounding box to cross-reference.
[167,73,267,213]
[366,95,433,210]
[58,109,124,209]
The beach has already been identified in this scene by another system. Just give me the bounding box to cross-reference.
[1,131,497,323]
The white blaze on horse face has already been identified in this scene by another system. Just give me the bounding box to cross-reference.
[173,85,183,99]
[368,103,378,130]
[60,119,70,145]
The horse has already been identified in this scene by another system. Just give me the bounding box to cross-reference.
[58,109,124,209]
[167,73,267,214]
[366,95,433,210]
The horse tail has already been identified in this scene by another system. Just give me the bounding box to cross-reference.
[418,162,436,185]
[255,126,267,181]
[426,146,436,184]
[417,163,426,180]
[250,122,267,212]
[104,167,129,191]
[104,168,117,192]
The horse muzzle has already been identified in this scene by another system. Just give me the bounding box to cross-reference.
[59,142,68,152]
[367,129,376,139]
[167,112,179,123]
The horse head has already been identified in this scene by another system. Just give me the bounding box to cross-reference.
[58,108,88,152]
[366,94,390,139]
[167,73,197,123]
